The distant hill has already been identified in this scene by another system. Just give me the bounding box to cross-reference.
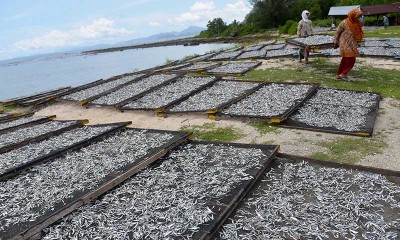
[116,26,206,47]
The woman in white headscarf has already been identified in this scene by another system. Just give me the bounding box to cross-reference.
[297,10,313,63]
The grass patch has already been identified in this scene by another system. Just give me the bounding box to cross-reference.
[181,123,243,142]
[363,26,400,38]
[0,104,17,113]
[249,120,281,134]
[246,57,400,99]
[164,58,176,65]
[310,137,387,164]
[181,54,200,61]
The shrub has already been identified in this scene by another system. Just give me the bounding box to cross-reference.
[313,19,332,27]
[279,20,297,34]
[288,23,298,35]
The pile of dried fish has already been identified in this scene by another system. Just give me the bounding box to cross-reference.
[0,121,78,149]
[362,40,388,47]
[0,113,9,118]
[266,46,298,58]
[387,40,400,48]
[90,74,177,105]
[256,40,277,46]
[263,43,286,51]
[159,63,190,72]
[223,84,313,117]
[360,47,397,57]
[208,62,260,74]
[0,129,175,237]
[236,49,267,59]
[210,50,243,61]
[169,81,260,112]
[289,89,378,132]
[290,35,334,46]
[289,103,370,132]
[185,53,215,62]
[218,161,400,240]
[123,76,215,109]
[242,45,264,52]
[61,75,142,101]
[42,143,270,239]
[0,115,45,131]
[177,62,219,71]
[0,125,114,175]
[307,89,379,108]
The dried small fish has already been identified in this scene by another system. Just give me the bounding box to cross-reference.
[0,129,176,238]
[123,76,215,109]
[42,143,270,239]
[207,62,261,74]
[223,83,313,117]
[218,160,400,240]
[62,74,143,101]
[0,121,79,149]
[0,125,114,175]
[169,81,260,112]
[90,74,177,105]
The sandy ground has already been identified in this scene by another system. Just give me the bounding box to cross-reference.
[35,57,400,171]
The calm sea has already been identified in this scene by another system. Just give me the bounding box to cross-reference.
[0,44,233,101]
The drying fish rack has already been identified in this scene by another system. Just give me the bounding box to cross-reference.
[206,62,262,77]
[278,153,400,177]
[218,83,319,123]
[209,50,245,61]
[214,153,399,239]
[165,79,263,120]
[281,89,381,137]
[119,77,220,117]
[84,74,183,108]
[187,141,279,240]
[286,35,334,53]
[0,115,55,134]
[1,87,72,107]
[0,122,130,181]
[4,128,190,240]
[0,119,87,154]
[2,121,398,239]
[171,62,222,74]
[60,73,149,105]
[0,112,35,124]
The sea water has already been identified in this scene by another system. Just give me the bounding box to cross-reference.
[0,44,233,101]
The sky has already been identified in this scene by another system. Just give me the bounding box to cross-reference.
[0,0,252,60]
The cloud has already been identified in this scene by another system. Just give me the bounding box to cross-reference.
[190,1,216,12]
[148,21,161,27]
[13,18,129,51]
[174,0,251,26]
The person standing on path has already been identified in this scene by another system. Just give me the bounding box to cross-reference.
[334,8,364,80]
[297,10,313,63]
[383,15,389,28]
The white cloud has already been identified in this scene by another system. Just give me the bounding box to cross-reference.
[148,21,161,27]
[173,0,251,26]
[190,1,216,12]
[13,18,129,51]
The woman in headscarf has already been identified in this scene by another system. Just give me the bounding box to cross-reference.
[297,10,313,63]
[334,8,364,80]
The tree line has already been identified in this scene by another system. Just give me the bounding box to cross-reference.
[198,0,398,37]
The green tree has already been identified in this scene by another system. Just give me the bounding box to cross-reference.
[206,18,227,36]
[295,0,323,20]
